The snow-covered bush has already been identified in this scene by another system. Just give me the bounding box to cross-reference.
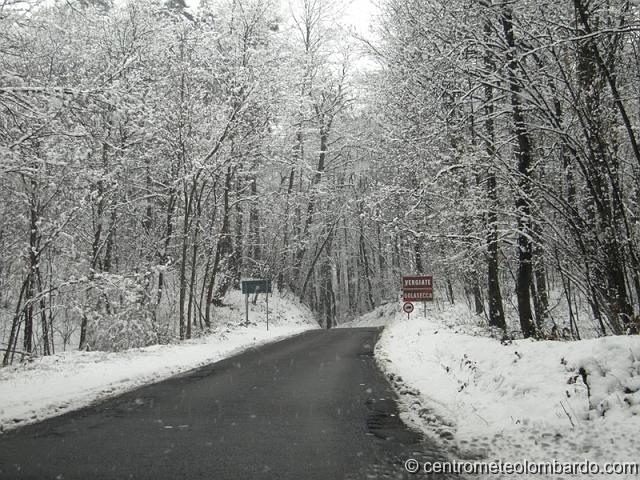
[89,307,156,352]
[85,273,157,352]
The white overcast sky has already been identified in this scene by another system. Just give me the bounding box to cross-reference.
[343,0,377,35]
[181,0,378,36]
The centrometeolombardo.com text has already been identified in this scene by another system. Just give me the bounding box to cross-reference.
[403,458,639,476]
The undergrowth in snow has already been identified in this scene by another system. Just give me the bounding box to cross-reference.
[363,302,640,479]
[0,290,317,433]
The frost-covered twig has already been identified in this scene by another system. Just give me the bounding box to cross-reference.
[559,401,575,428]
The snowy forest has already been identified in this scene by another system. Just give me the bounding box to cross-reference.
[2,0,640,364]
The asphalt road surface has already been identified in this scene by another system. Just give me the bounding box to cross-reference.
[0,328,453,480]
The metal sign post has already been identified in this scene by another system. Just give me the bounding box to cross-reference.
[266,292,269,331]
[245,291,249,326]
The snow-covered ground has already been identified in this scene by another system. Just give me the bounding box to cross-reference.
[353,302,640,479]
[0,290,318,433]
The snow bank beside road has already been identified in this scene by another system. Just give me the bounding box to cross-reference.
[0,291,317,432]
[369,303,640,477]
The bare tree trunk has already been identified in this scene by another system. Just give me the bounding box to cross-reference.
[187,183,205,337]
[200,182,218,330]
[531,220,549,330]
[359,223,375,311]
[446,277,455,305]
[472,281,483,315]
[300,224,336,299]
[483,18,506,331]
[179,180,196,340]
[231,172,243,289]
[320,230,335,328]
[36,270,50,356]
[277,168,295,291]
[23,198,39,354]
[211,167,235,307]
[249,176,260,273]
[2,277,28,366]
[341,222,351,314]
[501,6,536,338]
[294,117,331,290]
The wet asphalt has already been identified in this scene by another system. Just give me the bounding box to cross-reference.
[0,327,454,480]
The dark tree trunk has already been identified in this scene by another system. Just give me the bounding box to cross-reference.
[3,277,28,366]
[293,118,330,291]
[531,220,549,330]
[231,172,243,289]
[187,183,205,337]
[212,167,235,306]
[200,182,218,330]
[501,6,536,338]
[300,224,335,299]
[103,210,116,275]
[36,270,50,356]
[277,168,295,291]
[179,182,196,340]
[472,281,483,315]
[446,277,455,305]
[483,18,506,331]
[320,233,335,328]
[359,223,375,311]
[249,176,261,273]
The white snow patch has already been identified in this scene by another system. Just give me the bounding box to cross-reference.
[362,302,640,479]
[0,290,318,432]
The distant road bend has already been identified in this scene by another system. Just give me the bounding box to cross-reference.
[0,327,452,480]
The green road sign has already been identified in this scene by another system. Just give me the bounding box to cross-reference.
[241,279,272,295]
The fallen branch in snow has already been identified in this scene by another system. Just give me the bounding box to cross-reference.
[471,405,490,426]
[560,401,575,428]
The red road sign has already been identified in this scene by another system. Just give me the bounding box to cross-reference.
[403,291,433,302]
[403,302,414,314]
[402,275,433,302]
